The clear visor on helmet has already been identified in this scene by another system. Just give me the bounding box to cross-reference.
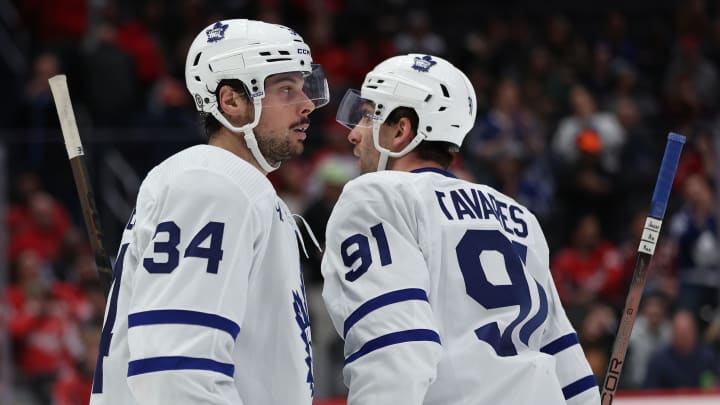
[303,64,330,108]
[335,89,378,129]
[261,64,330,109]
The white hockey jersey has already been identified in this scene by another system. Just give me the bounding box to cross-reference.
[90,145,314,405]
[322,168,600,405]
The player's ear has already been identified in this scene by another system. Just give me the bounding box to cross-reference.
[391,116,415,150]
[218,85,253,124]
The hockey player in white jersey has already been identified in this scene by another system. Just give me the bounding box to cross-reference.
[322,54,600,404]
[89,19,329,404]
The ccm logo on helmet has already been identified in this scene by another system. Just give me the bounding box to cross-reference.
[297,49,310,55]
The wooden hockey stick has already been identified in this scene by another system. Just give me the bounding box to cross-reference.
[600,132,685,404]
[48,74,113,298]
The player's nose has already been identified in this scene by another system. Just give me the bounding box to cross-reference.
[298,91,315,116]
[347,127,361,145]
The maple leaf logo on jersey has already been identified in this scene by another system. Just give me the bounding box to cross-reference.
[412,55,437,72]
[292,288,314,396]
[206,21,229,43]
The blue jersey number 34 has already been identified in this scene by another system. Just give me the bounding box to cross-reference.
[92,220,225,394]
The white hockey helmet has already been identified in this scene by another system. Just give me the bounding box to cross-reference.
[185,19,329,172]
[336,54,476,171]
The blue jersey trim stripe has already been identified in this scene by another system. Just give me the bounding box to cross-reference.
[562,375,598,399]
[128,356,235,378]
[128,310,240,339]
[344,329,441,365]
[410,167,457,178]
[540,333,579,355]
[343,288,429,338]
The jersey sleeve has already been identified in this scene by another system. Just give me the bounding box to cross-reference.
[321,178,442,405]
[123,169,261,404]
[533,217,601,405]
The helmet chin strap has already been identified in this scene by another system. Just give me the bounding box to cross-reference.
[211,98,281,173]
[376,150,390,172]
[372,120,426,172]
[241,130,280,173]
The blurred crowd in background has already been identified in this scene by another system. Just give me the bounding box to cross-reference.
[2,0,720,403]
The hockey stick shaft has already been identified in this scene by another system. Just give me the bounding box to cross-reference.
[48,75,113,298]
[600,132,686,404]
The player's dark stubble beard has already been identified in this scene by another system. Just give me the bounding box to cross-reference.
[256,117,310,165]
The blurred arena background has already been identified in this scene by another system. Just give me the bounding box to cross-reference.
[1,0,720,403]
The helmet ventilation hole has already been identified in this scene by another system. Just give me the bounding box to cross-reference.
[440,84,450,98]
[438,106,447,111]
[192,52,202,66]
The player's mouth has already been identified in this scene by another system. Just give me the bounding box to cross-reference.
[293,125,309,140]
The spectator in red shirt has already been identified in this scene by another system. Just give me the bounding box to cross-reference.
[8,191,72,264]
[551,213,625,320]
[5,250,83,405]
[7,173,45,237]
